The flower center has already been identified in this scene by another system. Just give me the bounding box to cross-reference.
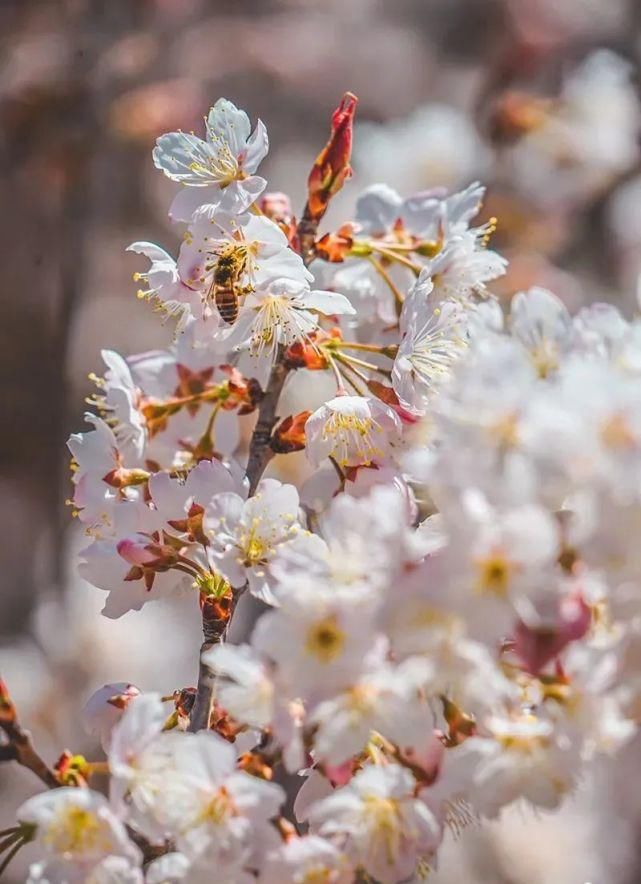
[238,518,269,566]
[497,732,548,754]
[305,616,345,663]
[322,411,383,467]
[475,552,512,598]
[529,341,559,378]
[191,138,240,185]
[489,412,520,448]
[200,786,236,825]
[45,806,106,856]
[300,867,334,884]
[346,683,378,716]
[601,412,636,451]
[363,795,402,864]
[249,293,315,357]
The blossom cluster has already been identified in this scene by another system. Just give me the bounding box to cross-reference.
[8,94,641,883]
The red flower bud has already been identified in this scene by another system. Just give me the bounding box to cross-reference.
[0,679,17,725]
[258,191,293,224]
[306,92,358,221]
[513,593,591,675]
[117,538,159,566]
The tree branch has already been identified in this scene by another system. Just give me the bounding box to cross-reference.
[188,588,243,733]
[0,682,59,789]
[188,357,291,733]
[245,353,291,495]
[188,162,328,731]
[296,203,320,269]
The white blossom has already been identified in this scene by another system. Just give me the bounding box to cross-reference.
[308,764,442,883]
[18,788,140,884]
[153,98,269,218]
[305,395,401,469]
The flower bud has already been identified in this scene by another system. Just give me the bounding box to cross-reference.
[82,682,140,750]
[0,678,17,725]
[117,538,159,566]
[54,751,90,786]
[513,593,591,675]
[258,191,293,224]
[306,92,358,221]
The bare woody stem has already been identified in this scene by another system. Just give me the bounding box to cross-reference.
[188,587,243,733]
[189,345,292,733]
[187,93,358,731]
[297,204,320,269]
[188,645,217,734]
[245,353,290,495]
[0,685,59,789]
[188,211,323,732]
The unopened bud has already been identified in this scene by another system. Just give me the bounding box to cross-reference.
[0,679,16,725]
[55,751,90,786]
[271,411,312,454]
[306,92,358,221]
[117,538,159,566]
[258,191,293,224]
[489,91,551,144]
[82,682,141,750]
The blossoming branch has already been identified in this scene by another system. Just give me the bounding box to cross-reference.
[3,91,641,884]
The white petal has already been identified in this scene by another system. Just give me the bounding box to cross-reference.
[302,290,357,316]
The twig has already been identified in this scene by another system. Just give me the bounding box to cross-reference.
[0,681,59,789]
[245,353,291,496]
[0,837,25,878]
[188,95,350,729]
[188,644,217,734]
[189,354,291,731]
[188,587,243,733]
[188,357,291,732]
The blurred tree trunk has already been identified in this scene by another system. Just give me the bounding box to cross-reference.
[0,0,145,635]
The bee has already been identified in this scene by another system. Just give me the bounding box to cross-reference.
[207,246,250,325]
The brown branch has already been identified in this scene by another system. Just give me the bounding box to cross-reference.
[245,353,291,496]
[188,648,216,734]
[188,358,291,733]
[0,744,17,762]
[188,588,243,733]
[187,99,353,728]
[0,682,176,868]
[188,349,293,732]
[297,204,320,269]
[0,681,59,789]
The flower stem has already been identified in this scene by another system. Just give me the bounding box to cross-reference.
[326,353,347,393]
[370,243,422,274]
[0,837,25,878]
[334,351,392,378]
[367,255,405,307]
